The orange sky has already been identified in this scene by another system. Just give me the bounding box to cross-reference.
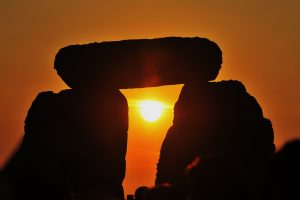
[0,0,299,196]
[120,85,183,194]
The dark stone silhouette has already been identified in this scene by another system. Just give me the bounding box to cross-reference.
[54,37,222,89]
[156,80,275,197]
[186,155,260,200]
[266,139,300,200]
[3,36,278,200]
[4,88,128,200]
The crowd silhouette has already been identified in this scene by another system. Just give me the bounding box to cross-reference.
[0,37,298,200]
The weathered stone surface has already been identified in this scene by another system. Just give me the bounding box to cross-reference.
[156,80,275,196]
[54,37,222,89]
[4,89,128,200]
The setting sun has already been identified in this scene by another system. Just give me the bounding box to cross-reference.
[139,100,165,122]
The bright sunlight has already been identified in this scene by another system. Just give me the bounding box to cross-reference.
[139,100,165,122]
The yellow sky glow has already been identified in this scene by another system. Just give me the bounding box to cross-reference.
[138,100,170,122]
[120,85,183,195]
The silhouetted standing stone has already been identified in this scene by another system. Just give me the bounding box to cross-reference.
[4,88,128,200]
[156,80,275,197]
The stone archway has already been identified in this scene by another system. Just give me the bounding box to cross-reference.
[4,37,275,200]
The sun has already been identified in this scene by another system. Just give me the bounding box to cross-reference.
[139,100,164,122]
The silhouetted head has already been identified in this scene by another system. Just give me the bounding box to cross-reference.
[267,139,300,200]
[69,191,120,200]
[186,154,259,200]
[127,194,135,200]
[144,183,181,200]
[135,186,149,200]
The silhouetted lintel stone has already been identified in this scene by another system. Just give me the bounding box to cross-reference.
[54,37,222,89]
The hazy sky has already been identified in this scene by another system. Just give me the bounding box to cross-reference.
[0,0,299,195]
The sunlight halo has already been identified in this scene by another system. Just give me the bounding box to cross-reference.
[139,100,165,122]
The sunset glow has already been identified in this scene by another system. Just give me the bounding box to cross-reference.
[139,100,165,122]
[0,1,299,198]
